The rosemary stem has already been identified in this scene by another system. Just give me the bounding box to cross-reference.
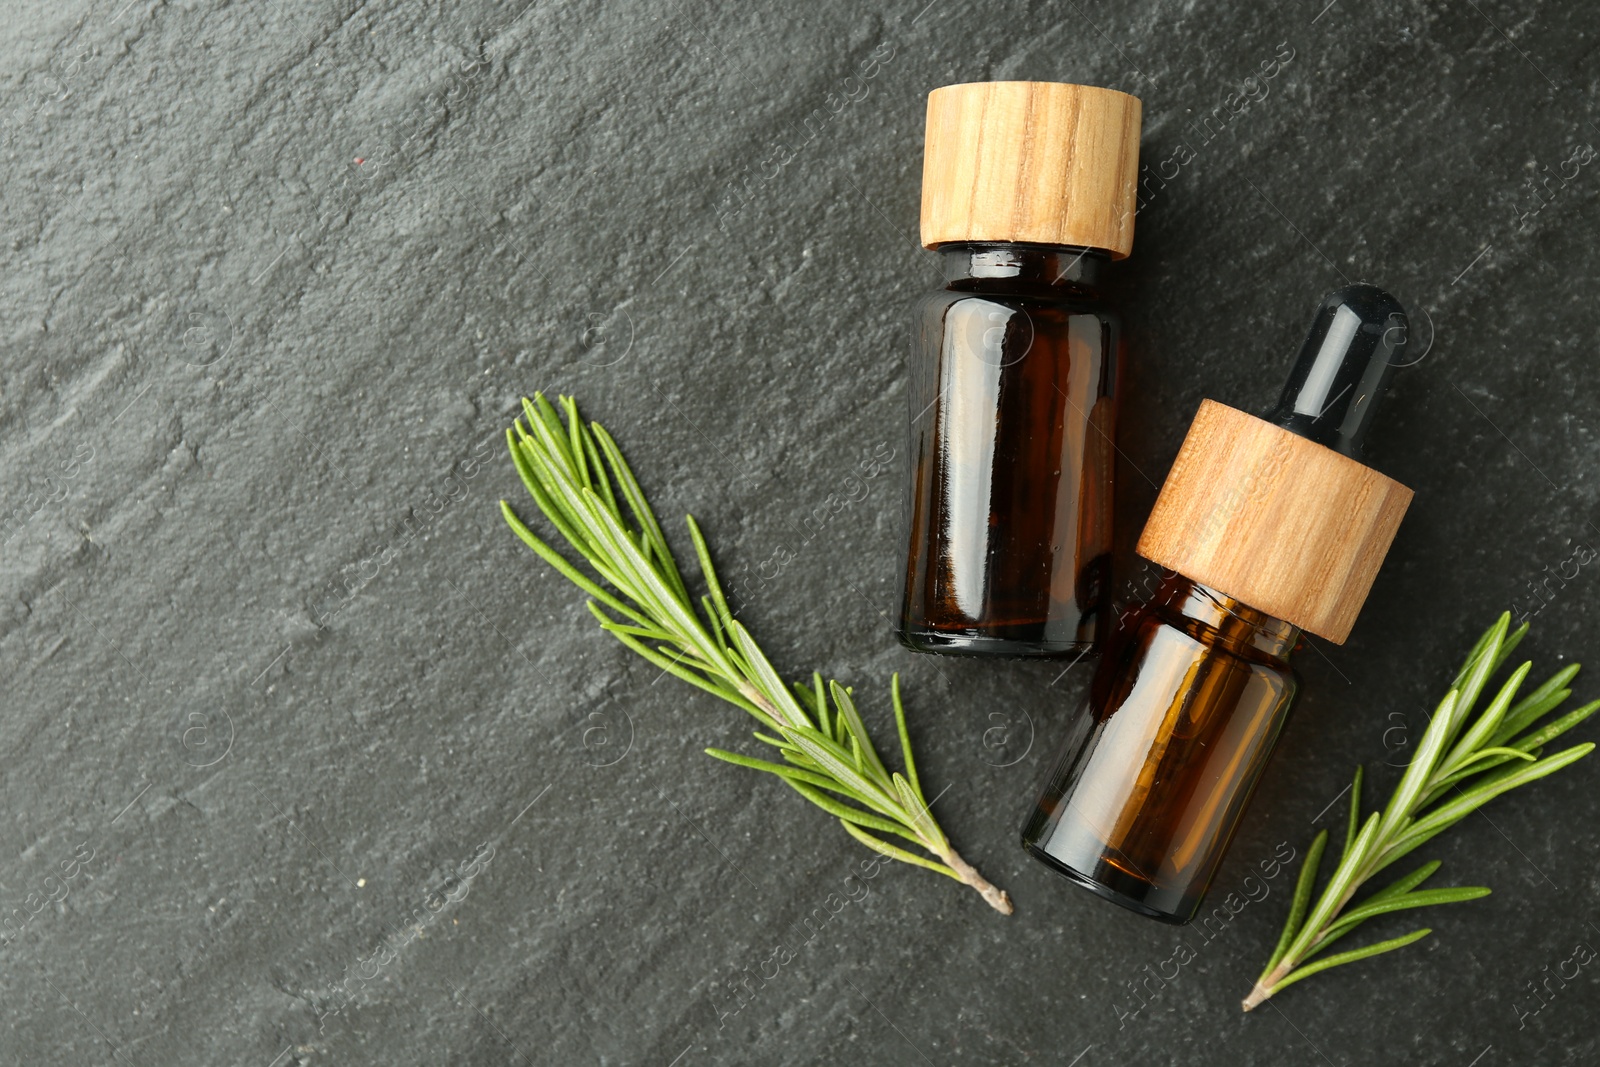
[940,845,1015,915]
[1242,976,1278,1011]
[732,679,788,733]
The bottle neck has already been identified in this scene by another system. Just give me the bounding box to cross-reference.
[935,241,1112,296]
[1151,571,1299,663]
[1263,285,1408,460]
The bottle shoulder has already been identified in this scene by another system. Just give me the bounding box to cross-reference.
[1137,600,1300,674]
[914,285,1120,320]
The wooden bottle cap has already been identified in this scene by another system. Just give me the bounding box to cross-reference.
[1136,400,1413,644]
[921,81,1142,256]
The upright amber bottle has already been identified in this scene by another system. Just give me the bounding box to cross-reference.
[1022,285,1414,922]
[898,82,1142,657]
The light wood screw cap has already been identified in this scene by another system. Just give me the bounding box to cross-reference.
[921,81,1143,256]
[1136,400,1413,644]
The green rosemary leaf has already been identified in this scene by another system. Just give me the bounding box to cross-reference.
[758,737,835,781]
[1262,929,1432,1002]
[893,773,944,848]
[704,743,784,769]
[831,682,892,789]
[525,422,604,535]
[792,678,820,712]
[1423,743,1550,800]
[1375,690,1458,844]
[1285,814,1381,965]
[892,674,923,800]
[652,643,716,673]
[591,423,689,603]
[1505,697,1600,753]
[517,434,626,583]
[573,500,683,630]
[811,673,832,742]
[1263,829,1328,978]
[502,394,1011,912]
[1398,743,1595,847]
[501,502,649,627]
[1365,860,1441,904]
[1312,886,1489,953]
[1492,688,1573,748]
[703,595,728,650]
[562,396,592,491]
[1449,618,1502,690]
[512,427,575,525]
[511,431,595,563]
[704,747,896,818]
[1421,747,1538,802]
[1494,622,1531,673]
[1490,664,1582,745]
[1443,615,1510,750]
[780,779,929,846]
[780,766,898,811]
[685,516,733,631]
[1446,745,1538,770]
[593,620,680,643]
[583,490,728,673]
[578,416,620,517]
[1359,822,1452,884]
[726,620,811,730]
[1437,662,1533,778]
[507,427,552,516]
[526,396,579,481]
[1371,749,1590,881]
[588,605,765,720]
[758,729,835,777]
[1341,766,1364,864]
[839,821,962,880]
[780,726,903,821]
[789,677,829,740]
[1453,615,1525,690]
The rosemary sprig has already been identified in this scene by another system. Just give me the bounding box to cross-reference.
[1244,614,1596,1009]
[499,393,1012,914]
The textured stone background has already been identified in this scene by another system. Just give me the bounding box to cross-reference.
[3,0,1598,1063]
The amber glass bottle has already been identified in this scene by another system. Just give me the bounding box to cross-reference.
[1021,573,1299,921]
[1023,285,1415,923]
[898,81,1142,657]
[900,243,1120,654]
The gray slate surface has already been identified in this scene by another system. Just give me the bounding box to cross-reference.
[3,0,1599,1064]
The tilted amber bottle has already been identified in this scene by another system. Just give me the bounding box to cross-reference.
[898,82,1142,657]
[1022,285,1415,922]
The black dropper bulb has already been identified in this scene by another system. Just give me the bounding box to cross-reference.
[1264,284,1408,460]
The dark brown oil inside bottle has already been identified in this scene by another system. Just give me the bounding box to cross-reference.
[898,243,1120,656]
[1021,573,1300,923]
